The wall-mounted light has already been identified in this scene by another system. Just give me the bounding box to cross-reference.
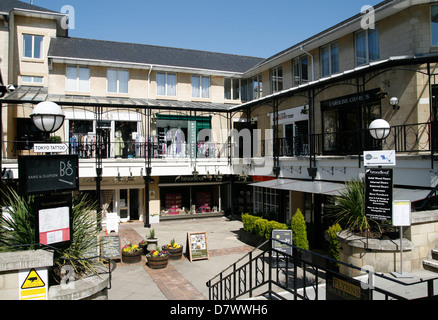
[301,106,308,114]
[389,97,400,110]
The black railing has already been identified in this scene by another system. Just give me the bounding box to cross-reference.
[5,139,225,160]
[4,121,434,160]
[206,238,438,301]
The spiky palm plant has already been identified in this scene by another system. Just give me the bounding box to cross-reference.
[326,179,379,234]
[0,188,36,251]
[0,188,104,283]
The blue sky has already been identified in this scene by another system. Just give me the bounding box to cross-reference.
[33,0,383,58]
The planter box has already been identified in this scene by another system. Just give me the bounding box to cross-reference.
[146,256,169,269]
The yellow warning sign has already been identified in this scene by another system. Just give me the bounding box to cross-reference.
[21,268,45,289]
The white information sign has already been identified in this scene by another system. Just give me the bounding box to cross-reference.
[363,150,396,167]
[34,144,68,153]
[393,200,412,227]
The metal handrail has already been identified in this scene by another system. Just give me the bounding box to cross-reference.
[206,238,438,300]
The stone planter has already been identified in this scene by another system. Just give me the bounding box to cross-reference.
[337,230,414,277]
[146,255,169,269]
[121,250,142,264]
[146,239,158,252]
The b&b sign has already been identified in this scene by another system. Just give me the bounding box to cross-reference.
[18,155,79,195]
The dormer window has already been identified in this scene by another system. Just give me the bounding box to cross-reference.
[23,34,43,59]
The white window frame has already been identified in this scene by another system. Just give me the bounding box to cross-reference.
[66,66,90,92]
[292,55,308,87]
[192,75,210,99]
[224,78,240,100]
[23,34,43,59]
[355,26,379,66]
[21,75,43,84]
[107,68,129,94]
[157,72,177,97]
[270,66,283,94]
[320,41,339,77]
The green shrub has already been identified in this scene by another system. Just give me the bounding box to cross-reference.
[241,213,288,239]
[290,209,309,250]
[242,213,262,233]
[265,220,288,239]
[254,218,269,238]
[327,223,342,265]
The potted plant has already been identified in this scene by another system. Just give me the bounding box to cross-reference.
[146,229,158,252]
[138,239,148,255]
[162,238,183,259]
[121,243,142,264]
[146,249,170,269]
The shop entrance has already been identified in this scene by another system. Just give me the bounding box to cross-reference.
[118,188,140,221]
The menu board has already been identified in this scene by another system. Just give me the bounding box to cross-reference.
[101,235,121,260]
[187,232,209,262]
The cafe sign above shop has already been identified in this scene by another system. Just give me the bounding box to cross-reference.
[321,88,381,110]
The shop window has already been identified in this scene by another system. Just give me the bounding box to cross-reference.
[69,120,94,158]
[115,121,139,158]
[15,118,49,152]
[155,114,213,158]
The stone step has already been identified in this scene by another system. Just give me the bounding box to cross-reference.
[432,249,438,260]
[423,259,438,272]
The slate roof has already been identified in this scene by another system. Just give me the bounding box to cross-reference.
[48,37,265,74]
[0,0,58,14]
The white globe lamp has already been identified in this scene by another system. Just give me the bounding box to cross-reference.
[30,101,65,133]
[369,119,391,140]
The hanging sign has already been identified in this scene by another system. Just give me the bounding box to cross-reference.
[187,232,209,262]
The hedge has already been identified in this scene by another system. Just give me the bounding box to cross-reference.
[241,213,288,239]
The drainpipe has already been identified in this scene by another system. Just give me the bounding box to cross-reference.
[147,65,153,100]
[300,46,314,82]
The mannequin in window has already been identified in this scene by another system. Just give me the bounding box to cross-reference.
[115,130,124,158]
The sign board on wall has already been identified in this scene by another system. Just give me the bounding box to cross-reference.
[19,268,48,300]
[35,193,73,248]
[18,155,79,195]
